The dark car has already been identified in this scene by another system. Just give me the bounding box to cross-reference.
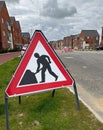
[100,46,103,50]
[95,46,103,50]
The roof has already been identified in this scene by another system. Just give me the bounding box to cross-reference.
[64,36,70,39]
[10,17,15,24]
[16,21,20,28]
[81,30,99,37]
[71,34,79,37]
[0,1,5,11]
[22,32,30,38]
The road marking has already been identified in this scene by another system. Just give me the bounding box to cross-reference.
[82,66,87,69]
[65,56,73,59]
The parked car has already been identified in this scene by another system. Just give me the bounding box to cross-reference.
[21,44,29,57]
[95,46,103,50]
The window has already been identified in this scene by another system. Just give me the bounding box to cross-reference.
[3,31,6,36]
[80,37,84,40]
[2,18,4,23]
[96,36,98,40]
[13,27,15,31]
[6,21,11,31]
[7,32,12,42]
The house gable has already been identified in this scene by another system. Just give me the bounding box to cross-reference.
[79,30,99,49]
[22,32,30,45]
[81,30,99,37]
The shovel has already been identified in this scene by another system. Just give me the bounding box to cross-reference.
[34,68,42,75]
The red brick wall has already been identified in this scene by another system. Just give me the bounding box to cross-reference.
[100,27,103,46]
[16,21,22,45]
[0,2,12,50]
[79,31,98,49]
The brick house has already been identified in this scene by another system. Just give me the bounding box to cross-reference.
[49,41,57,50]
[10,17,22,49]
[15,21,22,46]
[55,41,59,49]
[100,27,103,46]
[0,1,30,51]
[79,30,99,50]
[63,35,74,49]
[0,1,13,51]
[63,36,70,47]
[10,17,16,48]
[56,40,64,50]
[22,32,30,45]
[73,34,80,50]
[59,40,64,49]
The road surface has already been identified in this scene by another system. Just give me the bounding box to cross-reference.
[57,51,103,123]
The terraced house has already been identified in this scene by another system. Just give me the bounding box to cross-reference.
[0,1,30,52]
[22,32,30,45]
[10,17,22,49]
[0,1,13,51]
[79,30,99,50]
[51,30,100,51]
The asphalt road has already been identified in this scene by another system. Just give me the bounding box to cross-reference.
[57,51,103,123]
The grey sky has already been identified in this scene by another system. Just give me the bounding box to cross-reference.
[40,0,77,18]
[4,0,103,41]
[5,0,20,4]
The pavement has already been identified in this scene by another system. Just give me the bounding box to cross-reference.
[0,52,20,65]
[69,84,103,123]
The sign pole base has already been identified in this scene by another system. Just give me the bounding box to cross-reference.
[52,89,55,97]
[73,81,80,110]
[5,93,9,130]
[18,96,21,104]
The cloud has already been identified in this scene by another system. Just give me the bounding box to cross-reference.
[5,0,103,41]
[8,7,34,16]
[4,0,20,4]
[40,0,77,19]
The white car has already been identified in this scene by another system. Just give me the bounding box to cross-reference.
[21,44,29,57]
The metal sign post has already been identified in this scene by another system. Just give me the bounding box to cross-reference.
[5,93,9,130]
[73,81,80,110]
[18,96,21,104]
[52,89,55,97]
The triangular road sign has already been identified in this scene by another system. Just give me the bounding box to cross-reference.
[5,30,74,97]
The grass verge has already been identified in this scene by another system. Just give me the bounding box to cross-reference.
[0,57,103,130]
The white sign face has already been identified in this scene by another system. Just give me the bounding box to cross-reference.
[18,41,66,86]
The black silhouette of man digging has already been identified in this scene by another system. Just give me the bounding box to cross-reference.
[34,53,58,83]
